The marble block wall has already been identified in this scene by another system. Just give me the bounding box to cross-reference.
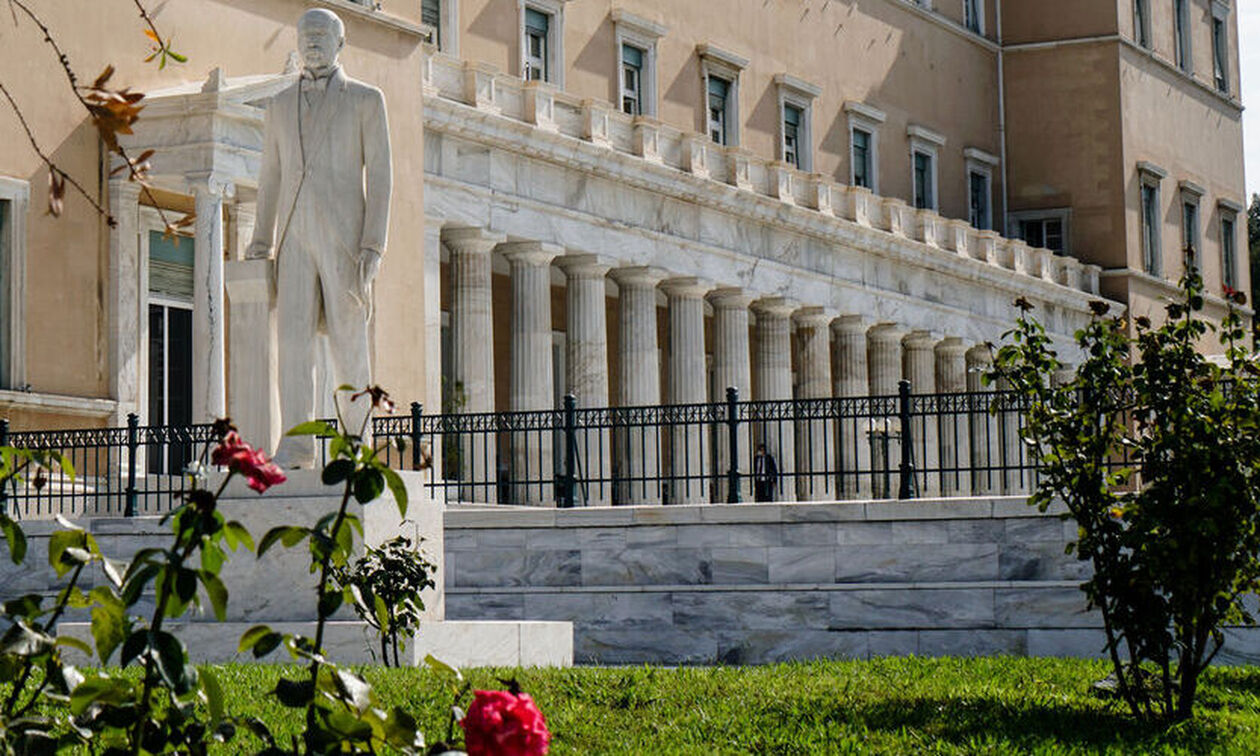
[445,498,1260,665]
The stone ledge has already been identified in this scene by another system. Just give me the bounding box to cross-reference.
[447,580,1084,595]
[58,620,573,667]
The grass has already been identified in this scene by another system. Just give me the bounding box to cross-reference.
[194,657,1260,754]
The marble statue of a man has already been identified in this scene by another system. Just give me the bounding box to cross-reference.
[247,8,392,468]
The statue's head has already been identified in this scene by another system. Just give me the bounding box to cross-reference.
[297,9,345,72]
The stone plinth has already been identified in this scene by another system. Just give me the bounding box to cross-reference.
[225,259,280,455]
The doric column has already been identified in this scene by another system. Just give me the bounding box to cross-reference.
[751,297,797,502]
[966,344,1000,495]
[423,218,444,420]
[557,254,613,505]
[709,287,754,502]
[444,227,506,502]
[502,241,562,505]
[662,277,713,504]
[189,174,233,423]
[902,330,938,497]
[794,307,835,501]
[108,179,143,428]
[832,315,870,498]
[866,323,904,497]
[611,266,665,505]
[934,337,970,496]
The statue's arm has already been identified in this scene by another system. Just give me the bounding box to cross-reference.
[247,99,282,259]
[360,88,392,256]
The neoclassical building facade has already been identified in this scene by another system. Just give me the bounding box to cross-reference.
[0,1,1248,501]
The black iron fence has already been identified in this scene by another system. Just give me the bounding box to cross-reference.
[2,383,1040,517]
[393,382,1038,508]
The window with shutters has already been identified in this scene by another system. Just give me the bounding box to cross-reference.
[845,101,885,193]
[0,178,28,390]
[707,76,730,145]
[1013,210,1070,255]
[621,44,643,115]
[1222,212,1238,290]
[612,10,665,118]
[524,8,550,82]
[1212,2,1230,93]
[775,74,818,171]
[1134,0,1151,48]
[1174,0,1192,73]
[964,0,983,34]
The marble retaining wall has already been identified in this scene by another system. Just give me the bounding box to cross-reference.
[445,498,1260,665]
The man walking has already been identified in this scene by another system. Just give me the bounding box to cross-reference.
[753,442,779,502]
[247,8,392,468]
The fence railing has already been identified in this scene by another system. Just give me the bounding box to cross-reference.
[2,383,1042,517]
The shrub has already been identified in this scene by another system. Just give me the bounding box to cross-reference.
[333,535,437,667]
[991,265,1260,722]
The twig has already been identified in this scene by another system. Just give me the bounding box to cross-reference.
[0,79,113,224]
[5,0,182,231]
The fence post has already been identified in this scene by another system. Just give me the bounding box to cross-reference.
[0,418,9,515]
[559,394,577,509]
[124,413,139,517]
[410,402,423,470]
[897,380,915,500]
[725,386,741,504]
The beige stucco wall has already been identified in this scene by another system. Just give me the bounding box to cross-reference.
[1001,0,1118,45]
[457,0,1002,227]
[0,0,426,419]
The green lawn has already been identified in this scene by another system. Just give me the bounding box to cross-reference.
[198,657,1260,754]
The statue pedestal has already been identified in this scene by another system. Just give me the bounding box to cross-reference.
[225,259,280,453]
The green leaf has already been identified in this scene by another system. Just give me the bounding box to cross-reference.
[381,467,409,518]
[423,654,463,684]
[89,594,126,665]
[70,675,132,716]
[1,516,26,565]
[55,635,93,657]
[319,588,343,619]
[322,459,356,486]
[48,529,88,576]
[223,520,255,552]
[120,629,148,668]
[199,571,229,622]
[353,467,385,504]
[286,421,338,437]
[151,630,194,695]
[238,625,274,652]
[273,677,314,708]
[200,666,225,724]
[333,668,373,714]
[121,563,160,607]
[257,526,310,557]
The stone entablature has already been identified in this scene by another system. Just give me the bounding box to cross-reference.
[421,47,1102,304]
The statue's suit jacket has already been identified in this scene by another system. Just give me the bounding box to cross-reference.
[253,66,392,274]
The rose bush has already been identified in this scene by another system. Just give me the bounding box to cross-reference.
[211,430,287,493]
[460,690,551,756]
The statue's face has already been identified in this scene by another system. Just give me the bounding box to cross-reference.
[298,18,342,71]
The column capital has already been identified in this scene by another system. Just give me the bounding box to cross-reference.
[609,265,667,288]
[934,336,968,356]
[660,276,714,299]
[902,329,938,351]
[965,343,994,365]
[708,286,756,309]
[185,171,235,199]
[867,322,905,344]
[108,177,144,203]
[442,226,506,253]
[831,314,867,335]
[556,252,616,277]
[499,240,564,266]
[793,306,836,328]
[751,296,800,318]
[424,215,446,242]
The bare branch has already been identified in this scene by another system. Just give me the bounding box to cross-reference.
[0,79,114,225]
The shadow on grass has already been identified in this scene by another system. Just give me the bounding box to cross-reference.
[846,696,1229,751]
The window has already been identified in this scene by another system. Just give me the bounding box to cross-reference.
[707,76,730,144]
[1182,197,1200,269]
[1134,0,1151,48]
[968,171,991,230]
[1212,2,1230,93]
[1174,0,1192,73]
[422,0,441,47]
[613,10,665,118]
[524,8,550,81]
[698,43,747,147]
[907,125,945,212]
[913,152,934,210]
[1018,216,1068,253]
[783,105,802,168]
[1222,212,1238,290]
[852,129,873,189]
[964,0,983,34]
[965,148,999,231]
[1137,164,1166,276]
[621,44,643,115]
[146,229,194,473]
[0,177,28,390]
[845,101,885,193]
[774,74,819,172]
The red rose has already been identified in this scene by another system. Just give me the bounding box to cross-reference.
[211,432,287,493]
[460,690,550,756]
